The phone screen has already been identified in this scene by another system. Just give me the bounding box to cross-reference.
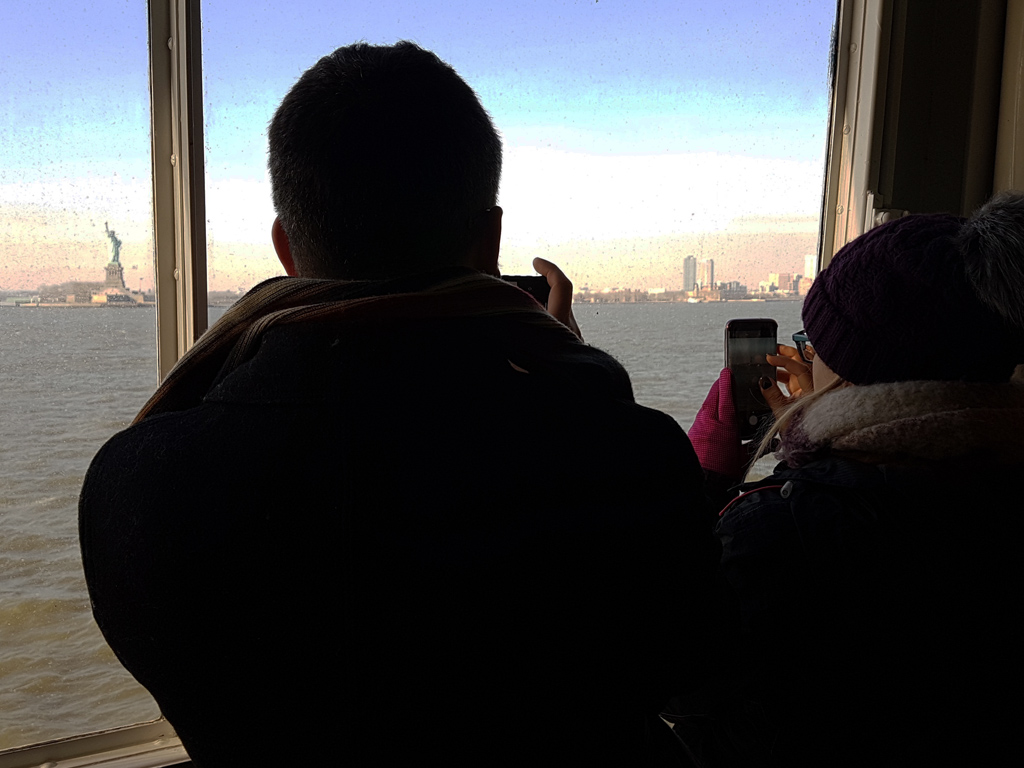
[725,319,778,440]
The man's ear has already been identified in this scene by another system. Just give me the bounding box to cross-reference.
[272,217,297,276]
[465,206,502,276]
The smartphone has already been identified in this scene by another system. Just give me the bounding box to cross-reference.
[725,318,778,440]
[502,275,551,308]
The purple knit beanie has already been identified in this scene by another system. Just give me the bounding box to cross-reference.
[802,211,1022,384]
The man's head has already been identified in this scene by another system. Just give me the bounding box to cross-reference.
[268,41,503,279]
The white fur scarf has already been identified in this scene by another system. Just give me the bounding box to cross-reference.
[780,367,1024,466]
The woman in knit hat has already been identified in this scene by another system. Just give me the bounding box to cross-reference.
[675,191,1024,766]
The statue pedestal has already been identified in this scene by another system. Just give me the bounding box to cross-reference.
[105,262,126,290]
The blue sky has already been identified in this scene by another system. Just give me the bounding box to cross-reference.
[0,0,835,180]
[202,0,833,172]
[1,0,836,290]
[0,3,150,181]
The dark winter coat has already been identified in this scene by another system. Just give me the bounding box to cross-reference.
[674,377,1024,767]
[80,270,718,767]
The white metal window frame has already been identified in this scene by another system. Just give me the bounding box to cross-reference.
[0,0,863,764]
[818,0,888,270]
[151,0,208,380]
[995,0,1024,190]
[0,722,187,768]
[819,0,1022,268]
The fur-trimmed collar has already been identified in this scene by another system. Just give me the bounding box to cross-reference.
[779,372,1024,467]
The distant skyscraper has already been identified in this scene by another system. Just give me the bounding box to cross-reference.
[697,258,715,290]
[769,272,795,292]
[683,255,697,291]
[804,252,817,279]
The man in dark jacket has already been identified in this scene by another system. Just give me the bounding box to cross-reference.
[79,42,717,766]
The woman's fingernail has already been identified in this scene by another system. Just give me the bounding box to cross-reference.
[759,376,773,390]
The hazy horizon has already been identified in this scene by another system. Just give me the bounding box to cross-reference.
[0,219,817,294]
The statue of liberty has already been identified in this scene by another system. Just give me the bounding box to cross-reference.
[105,221,122,264]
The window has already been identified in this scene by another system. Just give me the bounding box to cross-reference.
[1,0,839,760]
[0,0,161,750]
[201,0,835,429]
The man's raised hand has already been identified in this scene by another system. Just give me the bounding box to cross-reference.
[533,257,582,340]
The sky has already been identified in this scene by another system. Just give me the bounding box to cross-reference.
[0,0,836,292]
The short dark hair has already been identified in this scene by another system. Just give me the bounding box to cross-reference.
[268,41,502,279]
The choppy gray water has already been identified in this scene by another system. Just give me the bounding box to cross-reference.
[0,299,802,749]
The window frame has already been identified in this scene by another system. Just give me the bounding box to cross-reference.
[0,722,187,768]
[819,0,887,267]
[151,0,208,379]
[995,0,1024,189]
[137,0,1024,383]
[822,0,1016,269]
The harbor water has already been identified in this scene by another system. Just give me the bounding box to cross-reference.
[0,299,802,749]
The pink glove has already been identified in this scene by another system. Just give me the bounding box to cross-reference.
[688,368,747,479]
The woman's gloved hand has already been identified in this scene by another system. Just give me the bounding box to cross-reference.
[688,368,749,480]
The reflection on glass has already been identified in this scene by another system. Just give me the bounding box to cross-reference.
[0,0,160,748]
[202,0,834,427]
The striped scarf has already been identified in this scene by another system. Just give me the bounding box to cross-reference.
[135,268,632,423]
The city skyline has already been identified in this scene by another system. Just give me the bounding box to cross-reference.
[0,219,817,295]
[575,261,814,295]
